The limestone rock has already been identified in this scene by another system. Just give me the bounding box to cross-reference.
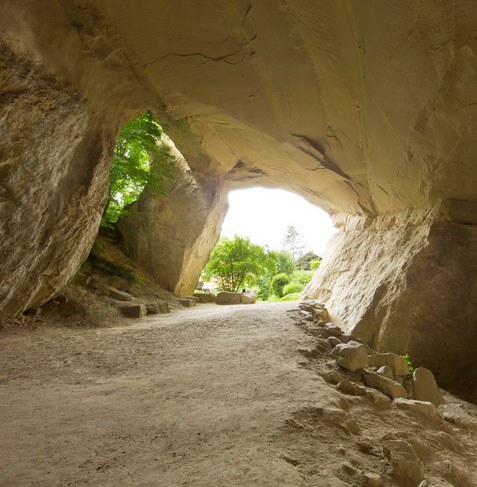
[327,336,341,348]
[413,368,445,406]
[333,341,368,372]
[363,387,392,408]
[382,440,425,486]
[177,297,197,307]
[363,370,407,400]
[216,292,242,305]
[120,304,147,318]
[363,473,384,487]
[368,353,409,376]
[437,404,477,430]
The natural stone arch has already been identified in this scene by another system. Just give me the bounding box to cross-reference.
[1,0,477,392]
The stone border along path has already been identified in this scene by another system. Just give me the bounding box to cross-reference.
[0,301,476,486]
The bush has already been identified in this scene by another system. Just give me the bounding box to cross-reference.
[282,282,303,296]
[309,259,321,270]
[270,273,291,297]
[292,270,314,286]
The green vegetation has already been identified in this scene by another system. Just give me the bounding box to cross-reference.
[102,111,176,227]
[202,236,274,292]
[309,258,321,270]
[270,273,291,298]
[282,282,303,296]
[401,353,415,375]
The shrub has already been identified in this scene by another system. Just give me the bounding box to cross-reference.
[292,270,314,286]
[270,273,291,297]
[282,282,303,296]
[309,259,321,270]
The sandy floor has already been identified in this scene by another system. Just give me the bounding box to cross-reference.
[1,302,476,487]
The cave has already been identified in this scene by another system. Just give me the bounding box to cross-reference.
[2,1,477,397]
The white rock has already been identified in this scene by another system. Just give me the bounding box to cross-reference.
[377,365,394,379]
[334,341,368,371]
[413,367,445,406]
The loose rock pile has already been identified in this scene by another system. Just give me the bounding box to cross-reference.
[294,300,471,486]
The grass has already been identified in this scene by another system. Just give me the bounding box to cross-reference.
[267,292,301,302]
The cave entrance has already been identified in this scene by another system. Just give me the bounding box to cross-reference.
[199,187,335,301]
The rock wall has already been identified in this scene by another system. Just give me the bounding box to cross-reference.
[304,200,477,390]
[118,151,228,295]
[0,42,115,318]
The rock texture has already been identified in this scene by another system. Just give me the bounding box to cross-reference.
[118,146,228,296]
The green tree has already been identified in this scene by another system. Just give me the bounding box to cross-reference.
[102,111,176,227]
[270,273,291,298]
[203,236,272,292]
[282,225,306,261]
[274,250,296,275]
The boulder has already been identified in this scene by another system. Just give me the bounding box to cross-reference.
[382,440,425,486]
[120,304,147,318]
[333,341,368,371]
[363,370,407,400]
[145,302,170,314]
[363,473,384,487]
[368,353,409,376]
[216,292,243,305]
[240,294,256,304]
[194,293,216,303]
[376,365,394,380]
[108,287,132,301]
[177,297,197,307]
[413,368,445,406]
[327,336,341,348]
[363,387,392,408]
[392,398,438,418]
[323,323,343,337]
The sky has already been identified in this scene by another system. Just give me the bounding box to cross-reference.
[220,187,336,256]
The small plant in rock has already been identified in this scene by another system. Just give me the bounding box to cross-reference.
[401,353,415,375]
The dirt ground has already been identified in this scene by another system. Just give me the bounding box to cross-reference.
[1,302,476,486]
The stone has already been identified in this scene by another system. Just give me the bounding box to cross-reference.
[177,297,197,307]
[145,302,170,314]
[194,293,216,303]
[363,473,384,487]
[216,292,242,305]
[322,323,343,337]
[120,304,147,318]
[368,353,409,376]
[376,365,394,380]
[437,404,477,430]
[333,341,368,371]
[108,287,132,301]
[413,368,445,406]
[382,440,425,486]
[392,398,437,418]
[363,370,407,400]
[106,276,130,291]
[338,379,365,396]
[240,294,256,304]
[327,336,341,348]
[340,334,361,344]
[363,387,392,408]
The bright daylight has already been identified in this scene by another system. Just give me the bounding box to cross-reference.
[199,187,336,301]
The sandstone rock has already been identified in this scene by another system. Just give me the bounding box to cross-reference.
[376,365,394,380]
[327,336,341,348]
[436,460,471,486]
[382,440,425,486]
[120,304,147,318]
[108,288,132,301]
[194,293,216,303]
[363,387,392,408]
[106,276,130,292]
[338,379,365,396]
[437,404,477,430]
[413,368,445,406]
[340,334,361,344]
[368,353,409,376]
[177,297,197,307]
[240,294,256,304]
[392,398,437,418]
[363,472,384,487]
[363,370,407,400]
[145,302,170,314]
[334,341,368,372]
[323,323,343,337]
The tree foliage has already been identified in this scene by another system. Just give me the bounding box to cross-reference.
[102,111,176,227]
[270,273,291,298]
[202,236,273,292]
